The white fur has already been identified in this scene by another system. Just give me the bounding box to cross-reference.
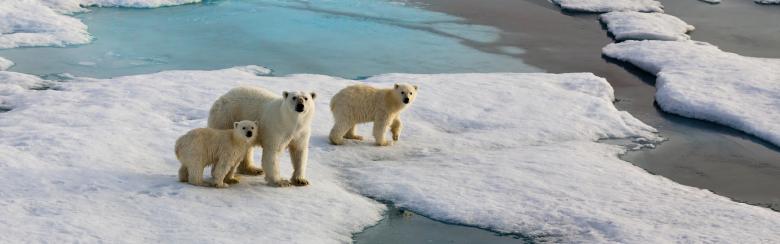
[329,83,417,146]
[175,120,257,188]
[207,86,316,187]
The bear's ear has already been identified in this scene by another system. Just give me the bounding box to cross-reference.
[283,91,289,98]
[310,92,317,100]
[394,83,399,89]
[233,122,239,128]
[414,85,418,90]
[254,120,260,126]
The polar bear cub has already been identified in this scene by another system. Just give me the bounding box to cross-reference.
[176,120,258,188]
[329,83,418,146]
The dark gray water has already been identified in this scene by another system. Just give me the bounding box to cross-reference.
[354,205,531,244]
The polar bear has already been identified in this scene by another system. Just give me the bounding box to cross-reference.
[207,87,316,187]
[176,120,258,188]
[329,83,417,146]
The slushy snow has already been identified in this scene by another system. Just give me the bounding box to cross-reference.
[604,40,780,148]
[0,0,199,49]
[2,66,779,242]
[755,0,780,4]
[550,0,663,13]
[0,57,12,70]
[600,12,695,41]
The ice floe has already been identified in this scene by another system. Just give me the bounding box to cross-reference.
[551,0,663,13]
[604,40,780,147]
[0,57,12,70]
[600,12,695,41]
[1,66,779,242]
[0,0,91,49]
[698,0,721,4]
[0,0,199,49]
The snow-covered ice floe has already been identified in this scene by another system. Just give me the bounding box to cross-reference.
[0,0,199,49]
[2,66,780,242]
[551,0,663,13]
[600,12,694,41]
[604,40,780,148]
[0,57,12,70]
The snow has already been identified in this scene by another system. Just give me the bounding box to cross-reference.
[2,66,779,242]
[0,57,12,70]
[600,12,695,41]
[0,67,384,243]
[0,0,199,49]
[603,40,780,148]
[550,0,663,13]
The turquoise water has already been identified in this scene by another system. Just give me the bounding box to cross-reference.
[0,0,540,79]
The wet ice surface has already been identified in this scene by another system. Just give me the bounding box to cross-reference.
[0,0,540,79]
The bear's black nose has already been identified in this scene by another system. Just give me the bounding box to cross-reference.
[403,98,410,104]
[295,104,305,112]
[246,131,253,138]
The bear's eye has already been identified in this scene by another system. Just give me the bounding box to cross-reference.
[401,91,405,95]
[304,97,308,101]
[409,92,413,95]
[243,127,246,130]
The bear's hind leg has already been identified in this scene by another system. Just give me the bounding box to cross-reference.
[329,120,351,145]
[344,124,363,140]
[187,165,206,187]
[178,165,188,182]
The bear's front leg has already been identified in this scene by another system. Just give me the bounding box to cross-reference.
[211,160,234,188]
[390,115,402,141]
[238,147,264,175]
[224,164,241,185]
[289,138,310,186]
[373,116,391,146]
[262,147,291,187]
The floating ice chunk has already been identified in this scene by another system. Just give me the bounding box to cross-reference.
[551,0,663,13]
[698,0,721,4]
[0,57,13,70]
[0,0,201,49]
[604,40,780,147]
[38,0,201,13]
[0,0,92,49]
[600,12,695,41]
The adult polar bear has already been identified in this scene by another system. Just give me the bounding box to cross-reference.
[208,86,316,187]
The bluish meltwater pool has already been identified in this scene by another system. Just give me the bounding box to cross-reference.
[0,0,540,79]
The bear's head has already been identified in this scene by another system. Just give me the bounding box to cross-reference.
[282,91,317,114]
[233,120,258,143]
[393,83,418,106]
